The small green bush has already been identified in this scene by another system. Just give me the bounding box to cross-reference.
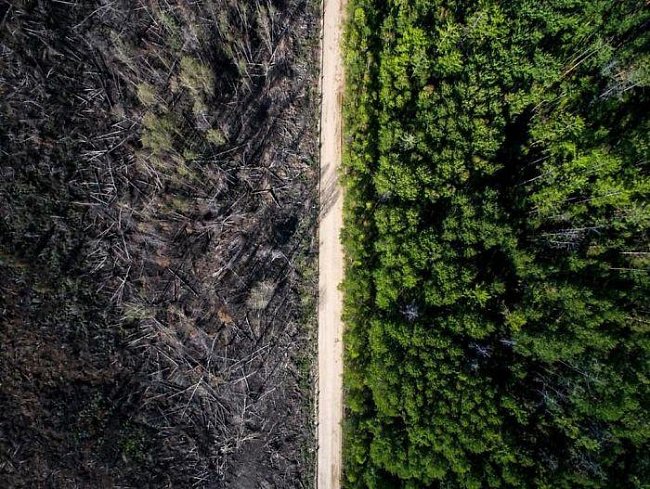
[179,56,214,97]
[141,112,177,155]
[136,82,158,107]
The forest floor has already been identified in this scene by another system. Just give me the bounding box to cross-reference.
[317,0,347,488]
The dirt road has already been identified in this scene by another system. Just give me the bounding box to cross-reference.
[317,0,347,488]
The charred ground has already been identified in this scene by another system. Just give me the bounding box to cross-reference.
[0,1,320,487]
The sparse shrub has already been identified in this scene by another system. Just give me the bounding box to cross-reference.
[141,112,177,155]
[157,10,183,52]
[206,128,226,146]
[136,82,158,107]
[179,56,214,97]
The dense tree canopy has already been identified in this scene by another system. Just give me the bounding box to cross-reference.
[342,1,649,488]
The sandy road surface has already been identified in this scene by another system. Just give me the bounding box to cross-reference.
[317,0,347,488]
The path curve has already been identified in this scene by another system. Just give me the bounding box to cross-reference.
[317,0,347,488]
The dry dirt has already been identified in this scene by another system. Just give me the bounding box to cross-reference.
[317,0,347,488]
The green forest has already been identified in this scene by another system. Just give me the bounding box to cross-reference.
[342,1,649,488]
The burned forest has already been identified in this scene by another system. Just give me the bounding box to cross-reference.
[0,0,320,487]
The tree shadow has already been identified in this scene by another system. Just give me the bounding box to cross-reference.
[319,164,341,221]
